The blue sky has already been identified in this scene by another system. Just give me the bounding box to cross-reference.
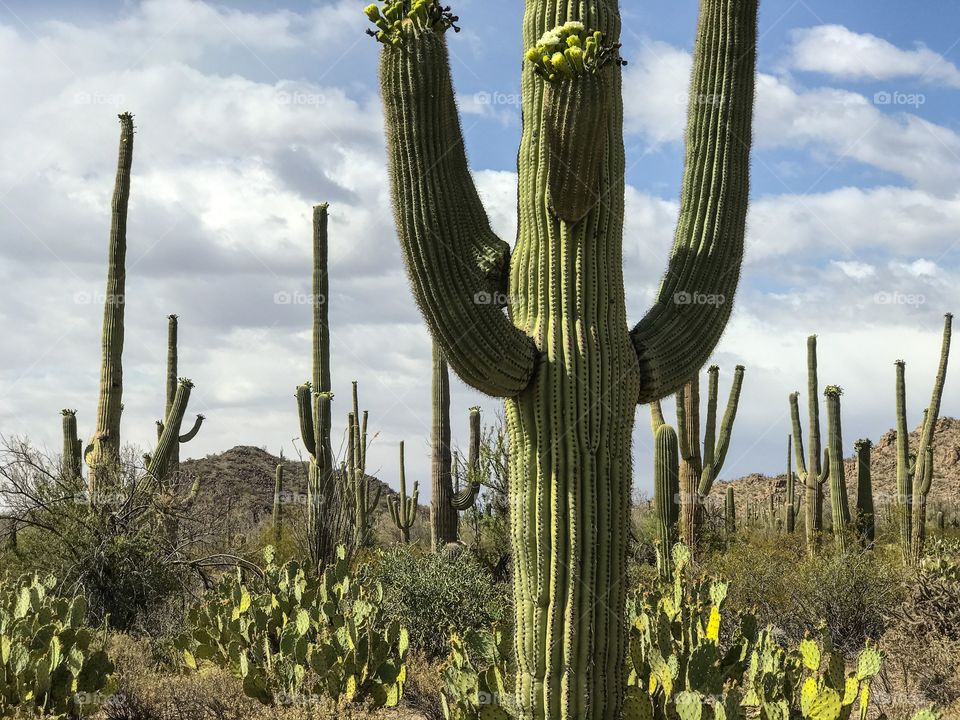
[0,0,956,497]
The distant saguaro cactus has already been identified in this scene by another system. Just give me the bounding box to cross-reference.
[897,313,953,564]
[61,410,82,484]
[389,441,419,544]
[154,315,204,482]
[367,0,757,716]
[654,423,680,579]
[854,438,874,546]
[785,434,797,533]
[823,385,851,553]
[451,406,482,511]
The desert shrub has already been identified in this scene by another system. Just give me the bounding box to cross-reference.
[878,625,960,718]
[362,547,509,660]
[175,546,407,710]
[707,533,904,654]
[0,574,114,717]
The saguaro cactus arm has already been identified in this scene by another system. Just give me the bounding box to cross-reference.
[631,0,757,403]
[179,415,204,443]
[912,313,953,489]
[147,379,193,482]
[375,7,536,397]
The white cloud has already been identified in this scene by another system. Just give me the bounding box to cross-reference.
[832,260,876,280]
[787,25,960,87]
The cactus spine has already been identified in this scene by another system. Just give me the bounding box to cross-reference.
[431,346,457,546]
[790,336,831,552]
[86,113,134,497]
[675,365,745,552]
[854,439,874,546]
[61,410,82,484]
[897,314,953,564]
[451,406,482,511]
[389,441,419,543]
[370,0,757,715]
[297,204,337,570]
[654,424,680,579]
[823,386,850,553]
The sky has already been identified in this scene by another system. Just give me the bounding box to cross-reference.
[0,0,957,498]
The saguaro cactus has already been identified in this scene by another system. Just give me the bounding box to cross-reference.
[854,439,874,546]
[725,486,736,538]
[898,313,953,564]
[86,113,134,496]
[430,346,457,546]
[347,384,382,548]
[154,315,204,481]
[389,441,419,543]
[296,204,338,569]
[273,460,284,544]
[785,435,796,533]
[654,424,680,579]
[824,386,850,553]
[790,336,832,551]
[672,364,745,551]
[368,0,757,716]
[61,410,83,484]
[451,406,482,511]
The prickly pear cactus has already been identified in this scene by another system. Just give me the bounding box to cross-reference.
[176,546,408,708]
[440,626,515,720]
[0,575,114,717]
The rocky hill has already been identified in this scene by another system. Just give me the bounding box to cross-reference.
[717,417,960,511]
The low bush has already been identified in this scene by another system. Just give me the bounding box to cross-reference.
[362,547,509,660]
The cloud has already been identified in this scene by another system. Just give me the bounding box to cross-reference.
[786,25,960,87]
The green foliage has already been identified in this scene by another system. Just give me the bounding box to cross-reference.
[175,546,408,709]
[362,548,509,660]
[440,626,514,720]
[0,575,113,718]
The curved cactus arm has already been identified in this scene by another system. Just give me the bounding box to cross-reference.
[912,314,952,490]
[650,401,666,434]
[296,383,316,457]
[699,365,745,496]
[146,379,193,482]
[375,9,537,397]
[789,392,808,482]
[631,0,758,403]
[179,414,204,443]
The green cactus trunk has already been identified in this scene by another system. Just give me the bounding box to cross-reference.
[431,346,457,547]
[298,204,338,570]
[725,486,736,538]
[273,461,283,545]
[785,434,796,534]
[790,336,830,553]
[824,386,850,553]
[61,410,82,484]
[654,424,680,579]
[373,0,756,715]
[854,439,874,546]
[86,113,134,497]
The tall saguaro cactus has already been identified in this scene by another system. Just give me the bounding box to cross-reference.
[672,364,745,551]
[451,406,482,511]
[823,386,850,553]
[430,346,457,546]
[86,113,134,496]
[296,204,338,569]
[347,383,382,548]
[790,336,831,552]
[897,313,953,564]
[368,0,757,716]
